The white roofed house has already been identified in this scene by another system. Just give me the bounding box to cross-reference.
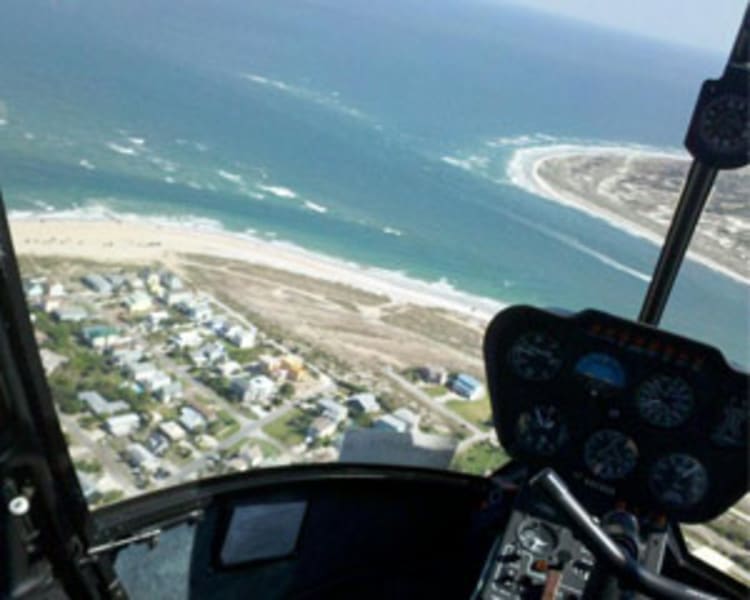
[158,420,186,442]
[42,297,61,314]
[170,329,203,350]
[165,290,193,307]
[217,360,241,378]
[144,370,172,393]
[147,310,170,329]
[82,273,112,295]
[124,361,157,383]
[197,342,226,365]
[347,393,381,415]
[231,375,275,406]
[81,325,123,350]
[104,413,141,437]
[225,325,257,349]
[110,348,145,368]
[125,443,160,474]
[393,407,420,432]
[318,398,348,424]
[154,380,183,404]
[306,415,339,444]
[47,281,66,297]
[183,302,212,323]
[178,406,207,433]
[78,390,128,416]
[374,414,408,434]
[123,290,153,314]
[53,305,88,322]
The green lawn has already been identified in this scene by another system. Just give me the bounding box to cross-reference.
[263,408,313,447]
[451,441,509,476]
[423,385,446,398]
[446,398,493,430]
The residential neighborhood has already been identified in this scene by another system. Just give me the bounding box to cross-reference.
[23,267,500,508]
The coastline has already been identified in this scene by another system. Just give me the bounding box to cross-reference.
[8,213,505,322]
[506,144,750,286]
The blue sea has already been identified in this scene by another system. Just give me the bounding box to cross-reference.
[1,0,748,366]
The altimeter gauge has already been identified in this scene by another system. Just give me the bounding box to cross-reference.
[636,374,694,428]
[648,453,708,508]
[584,429,638,480]
[509,331,563,382]
[515,405,568,456]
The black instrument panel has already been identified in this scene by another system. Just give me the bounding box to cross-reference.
[484,306,749,523]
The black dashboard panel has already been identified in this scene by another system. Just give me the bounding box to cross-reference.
[484,305,749,523]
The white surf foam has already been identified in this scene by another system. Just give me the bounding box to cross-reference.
[106,142,138,156]
[79,159,96,170]
[241,72,369,123]
[10,205,505,319]
[304,201,327,213]
[258,184,297,199]
[217,169,244,185]
[382,227,403,237]
[440,154,489,172]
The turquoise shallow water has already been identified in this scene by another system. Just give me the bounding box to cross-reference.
[0,0,747,366]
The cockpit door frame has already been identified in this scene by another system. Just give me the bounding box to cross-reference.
[0,195,120,598]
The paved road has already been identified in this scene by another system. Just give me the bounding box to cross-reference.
[61,414,137,495]
[163,401,298,485]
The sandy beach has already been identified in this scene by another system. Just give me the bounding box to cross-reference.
[8,215,505,321]
[507,145,750,284]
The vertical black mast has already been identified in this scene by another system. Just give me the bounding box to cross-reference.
[638,5,749,325]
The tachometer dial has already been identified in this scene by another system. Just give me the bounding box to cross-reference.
[648,453,708,508]
[636,374,694,428]
[517,519,558,556]
[509,332,563,381]
[584,430,638,480]
[575,353,626,397]
[515,405,568,456]
[711,393,749,448]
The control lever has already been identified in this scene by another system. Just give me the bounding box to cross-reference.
[528,468,724,600]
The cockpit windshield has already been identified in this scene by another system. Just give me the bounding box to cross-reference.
[1,0,748,585]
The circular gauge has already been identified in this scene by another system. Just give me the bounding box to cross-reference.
[508,332,563,382]
[574,353,626,397]
[584,430,639,480]
[636,374,694,428]
[648,453,708,509]
[699,94,749,155]
[515,405,568,456]
[517,520,558,556]
[711,393,749,448]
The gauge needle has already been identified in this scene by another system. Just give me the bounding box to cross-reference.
[679,464,700,478]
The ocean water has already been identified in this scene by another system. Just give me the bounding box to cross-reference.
[0,0,747,366]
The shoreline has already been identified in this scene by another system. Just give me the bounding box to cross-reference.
[506,144,750,286]
[8,213,506,322]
